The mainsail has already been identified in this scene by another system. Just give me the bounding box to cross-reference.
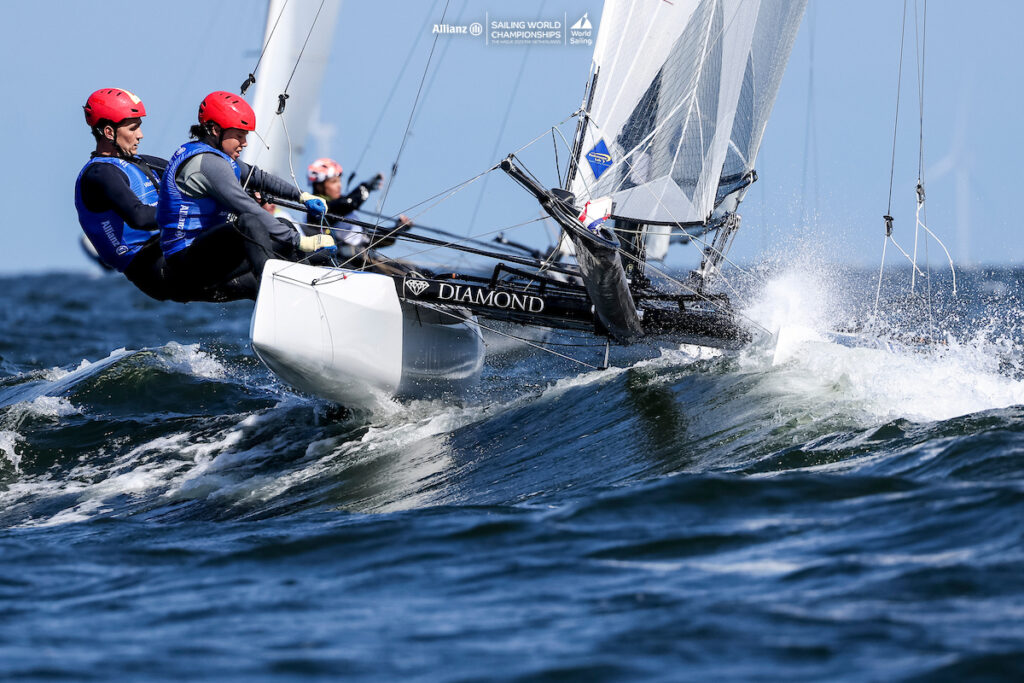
[241,0,343,180]
[569,0,806,258]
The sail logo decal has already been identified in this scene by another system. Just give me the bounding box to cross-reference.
[404,278,430,296]
[438,284,545,313]
[585,139,613,179]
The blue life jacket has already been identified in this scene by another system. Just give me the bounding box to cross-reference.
[157,141,240,256]
[73,157,159,272]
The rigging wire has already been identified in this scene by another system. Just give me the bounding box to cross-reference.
[358,113,580,262]
[240,0,292,95]
[371,0,453,227]
[799,2,819,230]
[349,0,442,180]
[875,0,910,315]
[913,0,930,319]
[874,0,954,319]
[407,0,471,133]
[578,113,762,296]
[278,0,328,119]
[302,216,548,278]
[463,13,540,237]
[420,304,601,370]
[912,0,956,302]
[240,0,328,195]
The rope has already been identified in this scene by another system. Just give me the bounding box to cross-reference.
[873,238,888,313]
[241,0,326,196]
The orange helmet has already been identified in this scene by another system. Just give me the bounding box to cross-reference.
[307,158,343,186]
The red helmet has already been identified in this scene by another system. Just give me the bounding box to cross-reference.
[198,91,256,131]
[307,158,343,185]
[84,88,146,127]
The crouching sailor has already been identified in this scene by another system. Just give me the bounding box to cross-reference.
[158,91,334,300]
[74,88,173,299]
[305,157,411,273]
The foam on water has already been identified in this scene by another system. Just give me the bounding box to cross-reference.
[741,267,1024,423]
[157,341,228,379]
[0,430,24,471]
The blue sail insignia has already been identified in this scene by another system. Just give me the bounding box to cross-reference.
[585,139,613,179]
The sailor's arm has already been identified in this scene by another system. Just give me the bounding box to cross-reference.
[236,161,303,204]
[326,174,382,216]
[180,154,301,250]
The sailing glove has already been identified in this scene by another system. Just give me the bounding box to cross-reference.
[298,234,337,253]
[300,192,327,218]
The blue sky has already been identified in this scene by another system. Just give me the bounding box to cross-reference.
[1,1,1018,273]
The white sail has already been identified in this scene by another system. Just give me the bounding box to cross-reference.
[571,0,806,239]
[241,0,343,182]
[719,0,807,201]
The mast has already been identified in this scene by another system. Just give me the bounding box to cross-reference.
[564,68,599,192]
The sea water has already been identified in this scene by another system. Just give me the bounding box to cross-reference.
[1,266,1023,681]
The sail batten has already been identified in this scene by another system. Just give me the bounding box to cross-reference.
[571,0,806,230]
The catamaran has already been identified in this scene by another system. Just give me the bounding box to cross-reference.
[247,0,808,407]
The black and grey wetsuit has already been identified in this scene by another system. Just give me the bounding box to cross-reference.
[160,142,307,298]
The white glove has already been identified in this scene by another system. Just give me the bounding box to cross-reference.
[298,233,336,253]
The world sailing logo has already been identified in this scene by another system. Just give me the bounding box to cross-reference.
[571,13,592,30]
[570,12,593,45]
[585,139,613,179]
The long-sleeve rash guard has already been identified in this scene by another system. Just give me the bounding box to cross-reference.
[174,152,304,251]
[326,182,372,217]
[78,154,167,230]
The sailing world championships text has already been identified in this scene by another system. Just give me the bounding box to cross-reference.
[490,19,561,42]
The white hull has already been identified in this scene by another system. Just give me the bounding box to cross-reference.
[251,260,484,407]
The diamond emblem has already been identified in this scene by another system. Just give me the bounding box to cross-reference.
[404,279,429,296]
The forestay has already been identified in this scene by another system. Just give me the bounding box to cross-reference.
[570,0,806,235]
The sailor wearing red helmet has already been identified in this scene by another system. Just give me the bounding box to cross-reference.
[157,91,334,299]
[73,88,173,299]
[74,88,261,302]
[305,158,383,225]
